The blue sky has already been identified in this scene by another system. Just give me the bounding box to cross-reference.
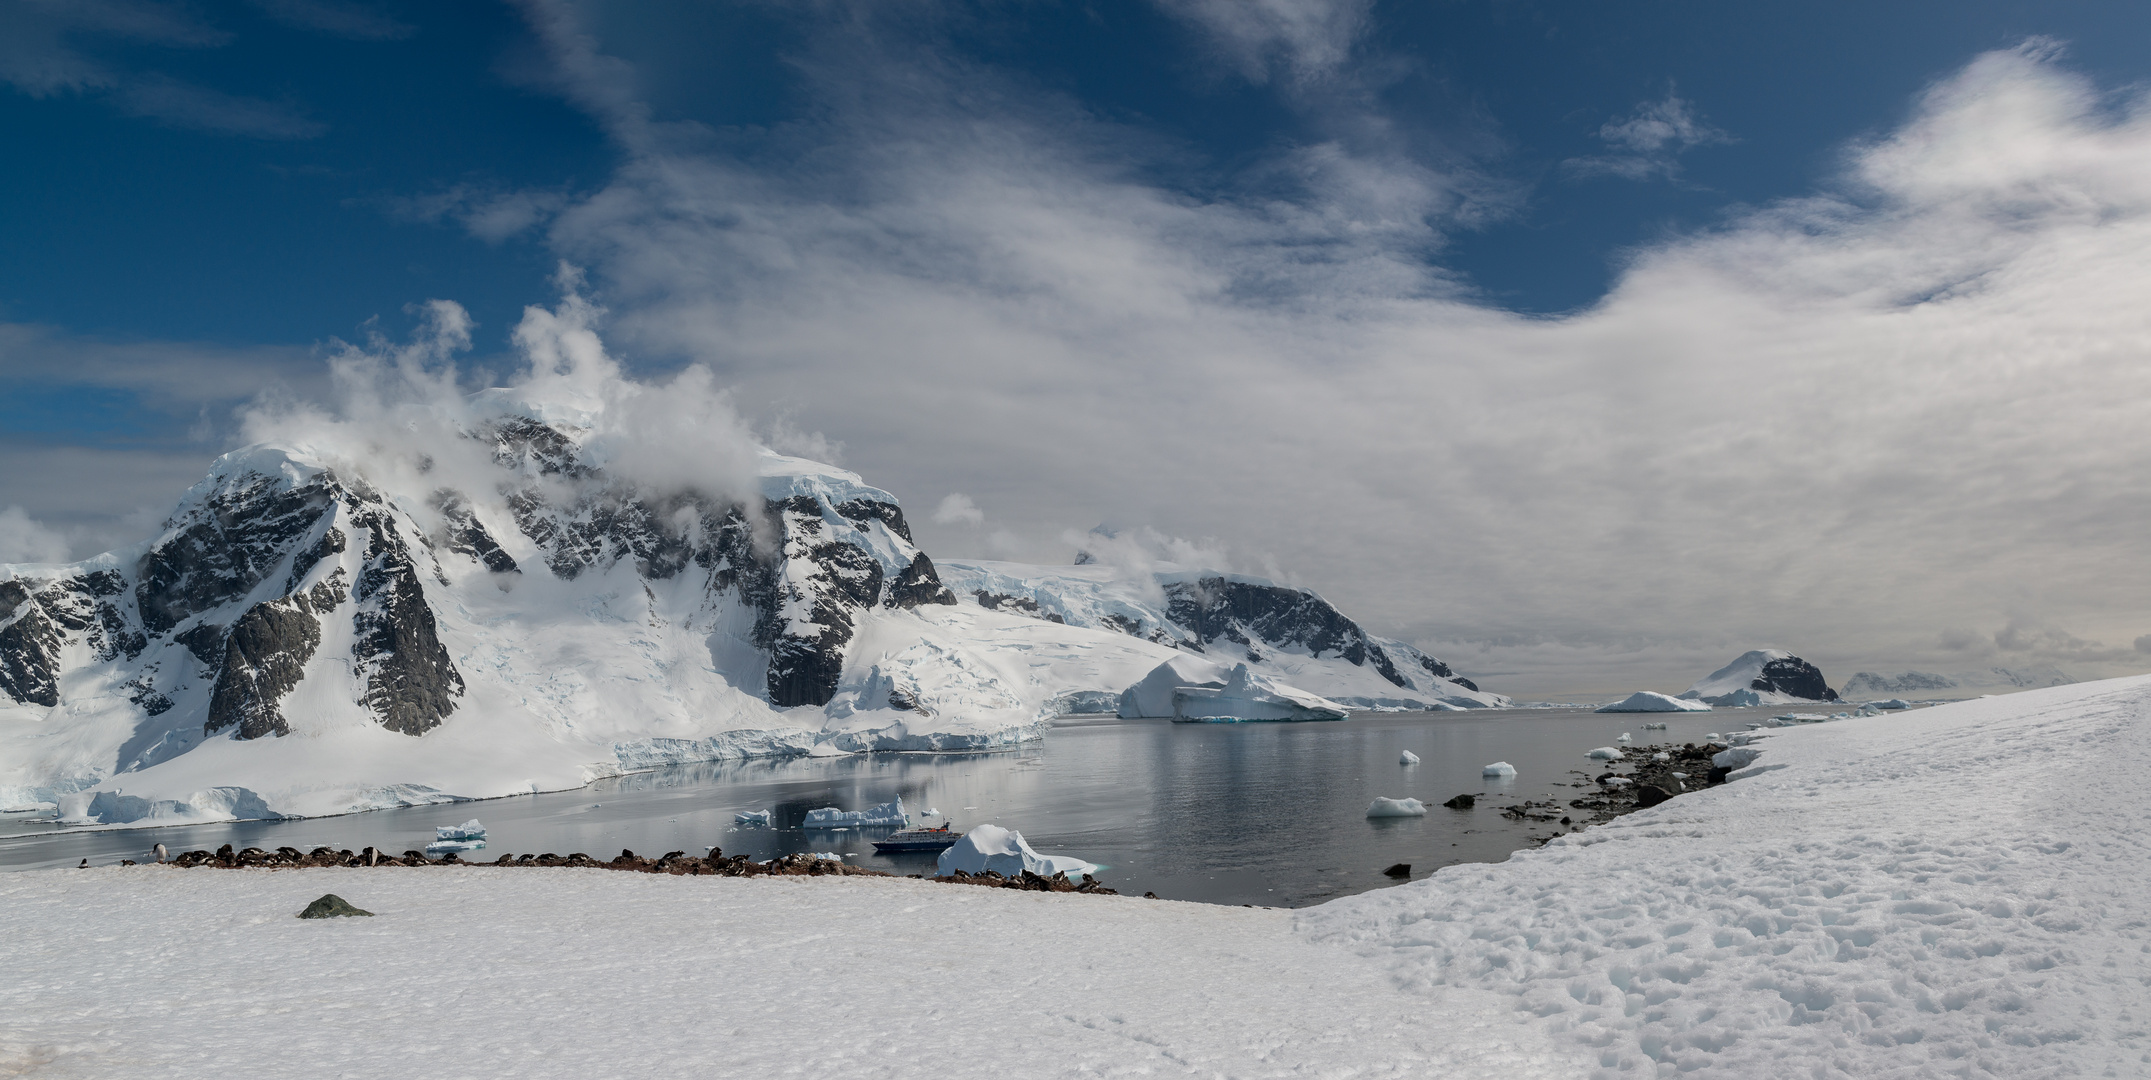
[6,0,2151,693]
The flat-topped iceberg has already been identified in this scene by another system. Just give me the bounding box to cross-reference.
[435,819,485,841]
[936,823,1094,878]
[1171,664,1348,722]
[1596,691,1712,713]
[804,797,907,829]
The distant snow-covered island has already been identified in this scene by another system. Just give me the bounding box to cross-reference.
[9,673,2148,1077]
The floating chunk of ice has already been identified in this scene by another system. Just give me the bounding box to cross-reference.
[936,824,1095,878]
[1652,752,1670,762]
[435,819,485,841]
[1705,733,1723,743]
[1586,747,1624,761]
[1399,751,1420,766]
[1643,722,1669,730]
[1616,732,1633,743]
[734,809,772,827]
[424,838,485,853]
[1600,777,1631,790]
[803,797,908,829]
[1482,761,1516,777]
[1366,797,1428,818]
[1172,664,1349,723]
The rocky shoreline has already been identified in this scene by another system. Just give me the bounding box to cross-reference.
[1462,740,1735,848]
[118,842,1126,896]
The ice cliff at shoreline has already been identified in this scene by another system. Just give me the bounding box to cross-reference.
[0,415,1493,827]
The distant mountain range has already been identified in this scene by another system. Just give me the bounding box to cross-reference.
[1840,667,2077,698]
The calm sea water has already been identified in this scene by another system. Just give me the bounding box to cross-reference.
[0,707,1755,906]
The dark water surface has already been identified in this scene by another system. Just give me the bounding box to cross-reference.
[0,707,1753,906]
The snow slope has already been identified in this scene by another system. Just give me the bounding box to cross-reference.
[0,869,1585,1079]
[8,677,2151,1077]
[1302,674,2151,1077]
[939,559,1503,710]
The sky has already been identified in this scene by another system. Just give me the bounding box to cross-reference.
[4,0,2151,697]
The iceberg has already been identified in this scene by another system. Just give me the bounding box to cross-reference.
[803,797,908,830]
[1596,691,1712,713]
[424,838,486,853]
[1642,722,1668,730]
[1399,751,1420,766]
[1171,664,1349,723]
[1616,732,1632,743]
[1585,746,1624,761]
[935,824,1095,878]
[1864,699,1912,710]
[1366,797,1428,818]
[734,809,773,827]
[435,819,486,841]
[1118,654,1232,718]
[1482,761,1516,777]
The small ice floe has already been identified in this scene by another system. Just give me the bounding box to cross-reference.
[1366,797,1429,818]
[1599,776,1632,790]
[435,819,486,841]
[1643,722,1669,730]
[1616,732,1633,743]
[808,852,844,861]
[936,824,1095,878]
[1586,746,1624,761]
[1705,733,1724,743]
[803,797,908,829]
[425,838,485,854]
[1482,761,1516,777]
[1670,771,1688,780]
[1399,750,1421,766]
[734,809,773,827]
[1652,752,1671,763]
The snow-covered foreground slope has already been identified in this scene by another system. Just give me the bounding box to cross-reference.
[9,676,2151,1078]
[1302,674,2151,1077]
[0,870,1585,1079]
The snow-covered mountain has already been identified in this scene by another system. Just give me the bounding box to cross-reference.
[1840,666,2077,699]
[0,407,1494,825]
[1677,649,1839,706]
[936,560,1500,712]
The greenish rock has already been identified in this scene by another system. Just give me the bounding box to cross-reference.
[296,893,373,919]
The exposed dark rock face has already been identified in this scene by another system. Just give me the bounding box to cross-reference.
[350,510,463,735]
[135,474,333,634]
[972,589,1061,622]
[0,580,62,706]
[431,493,519,575]
[1753,656,1839,702]
[1165,577,1411,689]
[1418,654,1477,692]
[205,600,322,740]
[889,554,958,608]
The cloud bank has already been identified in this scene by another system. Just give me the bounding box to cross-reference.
[474,17,2151,694]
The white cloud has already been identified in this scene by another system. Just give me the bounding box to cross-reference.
[1564,92,1733,181]
[0,506,70,565]
[1152,0,1372,85]
[932,493,984,527]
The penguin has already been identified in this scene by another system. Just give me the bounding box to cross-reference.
[77,858,88,868]
[153,843,169,863]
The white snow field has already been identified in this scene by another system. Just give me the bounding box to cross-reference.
[1596,691,1712,713]
[9,677,2151,1078]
